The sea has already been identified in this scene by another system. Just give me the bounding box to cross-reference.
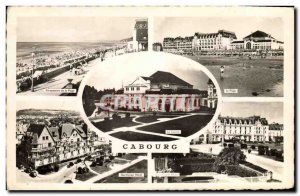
[17,42,121,61]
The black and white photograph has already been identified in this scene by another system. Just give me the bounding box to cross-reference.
[15,98,148,184]
[16,16,148,96]
[153,17,284,97]
[80,52,219,141]
[151,102,284,183]
[6,6,294,191]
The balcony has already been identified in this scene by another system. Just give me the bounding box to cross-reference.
[31,146,55,153]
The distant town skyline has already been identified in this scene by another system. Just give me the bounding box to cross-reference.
[154,17,283,43]
[17,98,78,111]
[17,17,140,42]
[220,102,283,124]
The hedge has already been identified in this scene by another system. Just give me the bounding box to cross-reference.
[226,165,258,177]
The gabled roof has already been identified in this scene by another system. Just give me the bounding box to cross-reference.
[76,125,87,138]
[48,126,60,142]
[149,71,192,87]
[244,30,274,39]
[27,124,46,138]
[60,123,76,138]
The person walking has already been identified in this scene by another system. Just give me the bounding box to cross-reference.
[220,65,225,78]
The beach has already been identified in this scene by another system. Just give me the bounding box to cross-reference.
[185,56,284,97]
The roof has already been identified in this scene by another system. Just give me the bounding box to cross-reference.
[269,123,283,130]
[231,40,244,44]
[60,123,76,138]
[219,116,268,125]
[27,124,46,138]
[76,125,87,138]
[149,71,192,87]
[48,126,60,142]
[244,30,274,39]
[194,30,236,39]
[145,89,207,96]
[141,76,152,81]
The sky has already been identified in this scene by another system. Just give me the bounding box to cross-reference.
[17,97,79,111]
[85,52,210,91]
[220,102,283,124]
[154,17,283,43]
[17,17,138,42]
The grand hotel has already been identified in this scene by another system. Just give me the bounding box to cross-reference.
[98,71,218,113]
[162,30,284,53]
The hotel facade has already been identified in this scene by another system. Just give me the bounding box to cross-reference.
[98,71,217,113]
[193,116,283,144]
[17,123,107,169]
[161,30,283,53]
[230,30,284,50]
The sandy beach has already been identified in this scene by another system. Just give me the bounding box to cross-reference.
[185,56,283,97]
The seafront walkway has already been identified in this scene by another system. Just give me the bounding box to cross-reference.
[84,156,147,183]
[17,58,100,96]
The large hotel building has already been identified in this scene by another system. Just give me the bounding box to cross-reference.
[17,123,107,169]
[98,71,218,113]
[193,116,283,144]
[162,30,283,53]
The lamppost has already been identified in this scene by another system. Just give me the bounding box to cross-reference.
[31,52,35,92]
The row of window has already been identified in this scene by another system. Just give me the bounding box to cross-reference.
[125,87,140,91]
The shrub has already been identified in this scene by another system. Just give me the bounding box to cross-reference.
[276,151,283,158]
[248,149,251,154]
[77,167,83,174]
[112,114,119,120]
[226,165,258,177]
[125,113,130,118]
[228,143,234,148]
[76,158,82,163]
[258,145,265,155]
[251,145,256,150]
[213,147,246,171]
[223,143,227,147]
[109,155,115,160]
[216,165,226,174]
[53,164,59,172]
[241,143,247,149]
[270,149,278,156]
[153,112,157,116]
[83,167,89,173]
[90,162,97,167]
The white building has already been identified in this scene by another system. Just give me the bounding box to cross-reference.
[192,30,237,51]
[193,116,283,144]
[230,30,284,50]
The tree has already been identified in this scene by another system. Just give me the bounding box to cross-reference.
[213,147,246,171]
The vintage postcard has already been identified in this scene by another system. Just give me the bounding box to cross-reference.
[6,6,294,191]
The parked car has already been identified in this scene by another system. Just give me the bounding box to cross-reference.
[29,170,38,178]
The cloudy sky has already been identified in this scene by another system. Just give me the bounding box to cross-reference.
[220,102,283,124]
[85,52,211,91]
[17,17,139,42]
[17,97,78,111]
[154,17,283,43]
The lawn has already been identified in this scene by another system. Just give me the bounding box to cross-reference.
[92,117,140,132]
[75,171,97,181]
[135,115,178,123]
[112,159,129,165]
[95,160,148,183]
[110,131,178,141]
[137,114,213,137]
[120,154,139,161]
[91,164,111,174]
